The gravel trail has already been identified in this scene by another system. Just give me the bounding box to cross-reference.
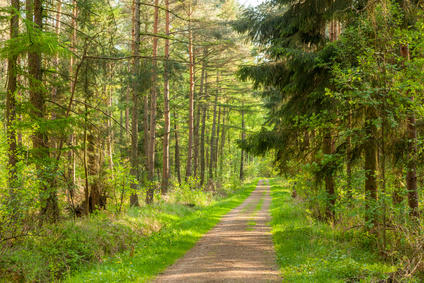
[153,179,281,282]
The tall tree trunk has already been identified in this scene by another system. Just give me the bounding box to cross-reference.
[240,101,245,181]
[68,0,77,194]
[364,106,378,226]
[28,0,58,223]
[324,19,338,222]
[209,73,219,180]
[83,107,89,215]
[162,0,170,195]
[194,55,206,178]
[51,0,61,105]
[88,128,100,212]
[324,128,335,221]
[185,3,195,180]
[200,53,208,185]
[219,108,227,175]
[215,105,221,176]
[401,44,419,219]
[174,111,182,184]
[7,0,19,200]
[147,0,159,204]
[130,0,141,207]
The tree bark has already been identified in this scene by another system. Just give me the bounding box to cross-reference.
[147,0,159,204]
[68,0,77,194]
[88,127,100,212]
[162,0,170,195]
[324,19,337,222]
[194,53,206,178]
[209,72,219,180]
[185,3,195,180]
[7,0,19,194]
[130,0,141,207]
[240,101,245,181]
[324,128,335,221]
[174,111,182,184]
[215,106,221,176]
[219,108,227,175]
[200,53,208,185]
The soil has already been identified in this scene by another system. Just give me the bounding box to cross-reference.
[153,179,281,282]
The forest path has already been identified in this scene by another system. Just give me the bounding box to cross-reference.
[152,179,281,282]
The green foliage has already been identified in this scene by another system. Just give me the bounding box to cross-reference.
[0,179,257,282]
[270,178,401,282]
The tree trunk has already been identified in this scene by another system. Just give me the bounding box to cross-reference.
[324,19,338,222]
[401,44,419,219]
[146,0,159,204]
[51,0,61,105]
[324,128,335,221]
[68,0,77,193]
[7,0,19,194]
[215,105,221,176]
[174,111,182,184]
[88,128,100,212]
[219,108,227,175]
[194,61,205,179]
[240,101,245,181]
[162,0,170,195]
[200,53,208,185]
[185,4,195,180]
[364,106,378,226]
[209,72,219,180]
[130,0,141,207]
[28,0,59,223]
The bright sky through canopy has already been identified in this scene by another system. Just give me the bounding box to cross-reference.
[238,0,266,7]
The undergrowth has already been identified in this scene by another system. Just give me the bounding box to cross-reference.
[269,178,413,282]
[0,178,257,282]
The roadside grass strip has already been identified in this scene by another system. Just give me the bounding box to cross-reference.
[269,178,398,282]
[67,180,258,283]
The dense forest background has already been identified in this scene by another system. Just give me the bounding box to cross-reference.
[3,0,424,281]
[0,0,268,221]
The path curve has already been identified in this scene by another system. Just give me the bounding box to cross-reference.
[153,179,281,282]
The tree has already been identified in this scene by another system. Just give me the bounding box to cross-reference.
[146,0,159,204]
[162,0,171,194]
[130,0,141,207]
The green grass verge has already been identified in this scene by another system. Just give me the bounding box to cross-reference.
[269,178,400,282]
[66,179,258,283]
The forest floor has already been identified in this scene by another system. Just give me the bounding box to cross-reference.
[153,179,281,282]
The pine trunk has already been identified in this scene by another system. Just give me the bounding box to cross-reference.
[147,0,159,204]
[162,0,170,195]
[174,111,182,184]
[324,128,335,221]
[200,57,208,186]
[7,0,19,193]
[209,72,219,180]
[240,101,245,181]
[185,4,195,180]
[130,0,141,207]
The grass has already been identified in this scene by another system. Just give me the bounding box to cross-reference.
[65,179,258,283]
[269,178,405,282]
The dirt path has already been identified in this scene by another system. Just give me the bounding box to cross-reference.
[153,179,281,282]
